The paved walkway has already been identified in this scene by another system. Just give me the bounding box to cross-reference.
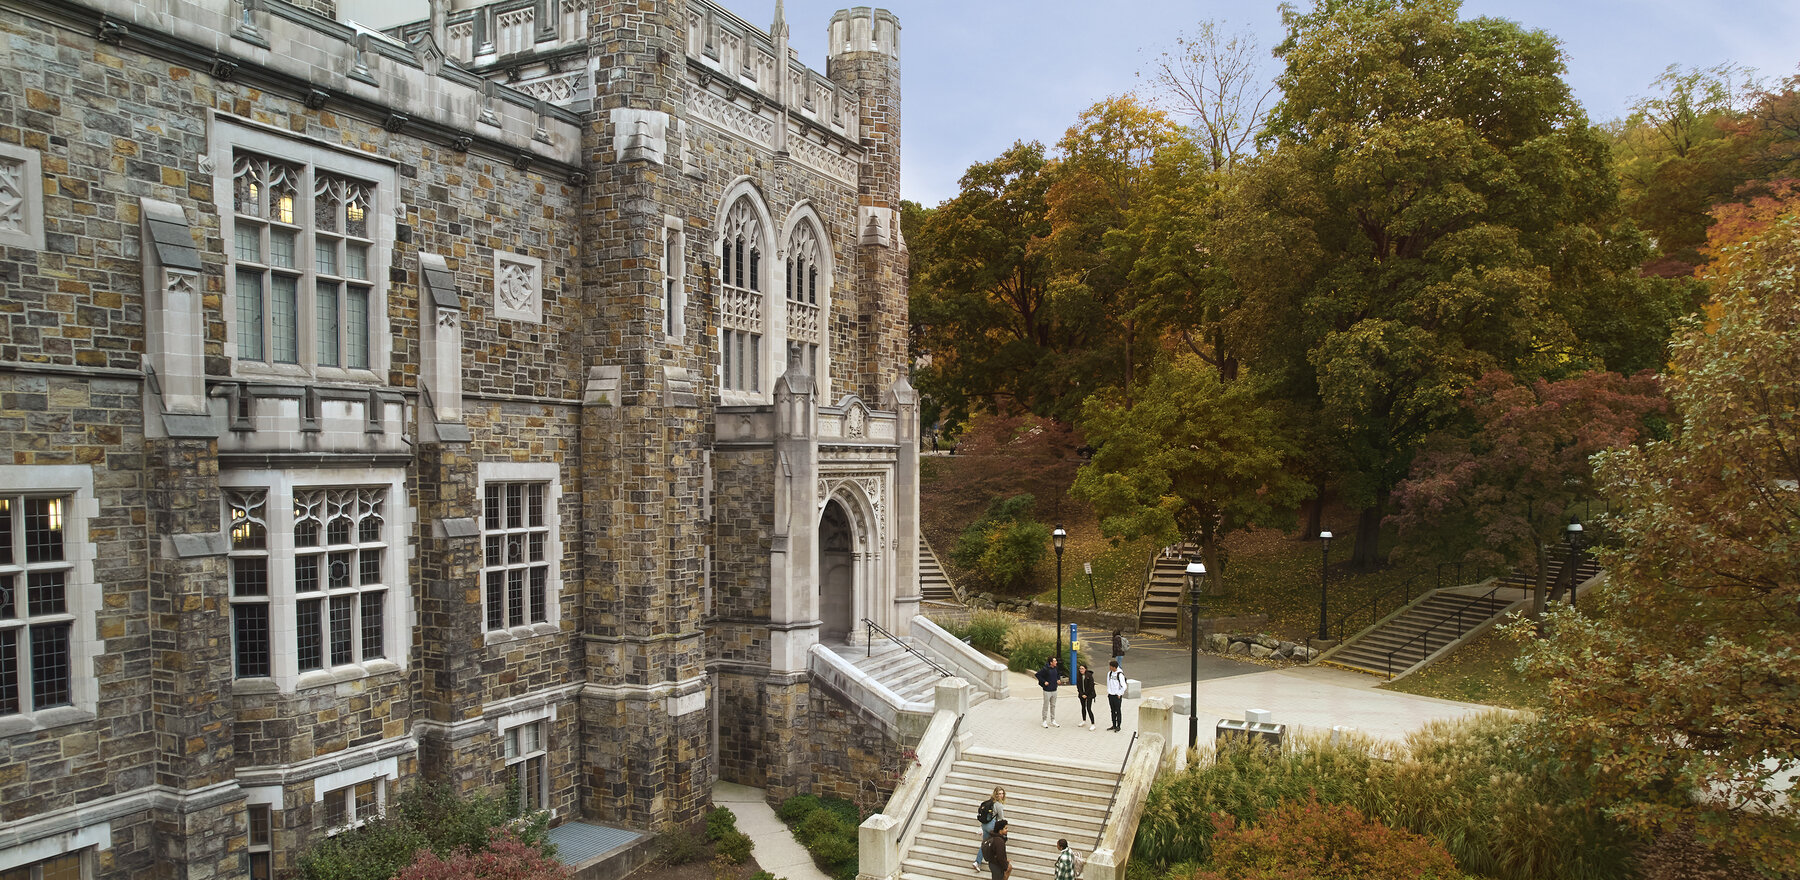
[713,781,835,880]
[962,660,1502,766]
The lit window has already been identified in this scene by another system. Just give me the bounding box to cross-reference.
[224,478,399,686]
[0,495,73,716]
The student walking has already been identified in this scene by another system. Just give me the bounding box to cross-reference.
[972,786,1007,872]
[1053,839,1076,880]
[1075,663,1098,730]
[1036,656,1062,727]
[1111,630,1126,667]
[983,820,1011,880]
[1105,659,1127,731]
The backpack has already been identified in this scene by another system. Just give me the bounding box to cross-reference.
[1120,635,1130,653]
[976,798,995,825]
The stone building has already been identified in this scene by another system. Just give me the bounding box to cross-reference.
[0,0,917,876]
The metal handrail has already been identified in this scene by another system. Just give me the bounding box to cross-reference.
[898,712,964,844]
[1384,582,1504,679]
[863,617,954,678]
[1092,731,1139,852]
[1326,573,1420,642]
[1435,562,1467,592]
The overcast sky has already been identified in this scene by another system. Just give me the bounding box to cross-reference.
[342,0,1800,207]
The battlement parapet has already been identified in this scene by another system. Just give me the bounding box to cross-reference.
[828,7,900,59]
[55,0,582,167]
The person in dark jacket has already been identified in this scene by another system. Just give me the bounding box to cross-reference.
[1111,630,1126,667]
[1076,663,1098,730]
[1036,656,1061,727]
[984,820,1011,880]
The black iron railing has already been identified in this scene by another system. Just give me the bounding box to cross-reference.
[898,712,964,844]
[863,618,953,678]
[1324,574,1421,643]
[1093,731,1140,853]
[1384,583,1504,679]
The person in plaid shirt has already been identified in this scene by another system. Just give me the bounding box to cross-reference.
[1053,839,1075,880]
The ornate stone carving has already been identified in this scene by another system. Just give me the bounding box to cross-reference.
[0,156,23,235]
[689,87,774,148]
[520,71,589,105]
[719,286,761,331]
[789,132,857,185]
[495,251,541,322]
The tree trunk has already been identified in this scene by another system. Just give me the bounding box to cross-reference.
[1300,484,1325,540]
[1351,493,1386,570]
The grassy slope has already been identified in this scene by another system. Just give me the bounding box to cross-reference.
[921,412,1532,707]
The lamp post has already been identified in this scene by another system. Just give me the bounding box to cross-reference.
[1186,559,1208,750]
[1565,516,1584,609]
[1317,530,1333,641]
[1053,525,1067,680]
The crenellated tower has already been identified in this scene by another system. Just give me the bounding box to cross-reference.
[828,8,907,403]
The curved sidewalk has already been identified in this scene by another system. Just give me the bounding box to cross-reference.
[713,781,835,880]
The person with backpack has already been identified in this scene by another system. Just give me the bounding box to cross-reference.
[982,819,1011,880]
[972,786,1006,872]
[1053,838,1076,880]
[1111,630,1127,667]
[1105,659,1127,731]
[1036,655,1062,728]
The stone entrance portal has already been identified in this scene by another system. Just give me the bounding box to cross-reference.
[819,501,854,641]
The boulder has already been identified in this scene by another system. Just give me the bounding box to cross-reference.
[1249,643,1275,659]
[1278,640,1297,653]
[1205,633,1230,653]
[1227,640,1250,655]
[1256,635,1281,649]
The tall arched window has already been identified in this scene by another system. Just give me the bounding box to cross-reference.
[785,221,825,383]
[719,199,764,393]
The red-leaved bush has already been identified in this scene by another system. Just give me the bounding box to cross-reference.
[394,831,569,880]
[1192,800,1462,880]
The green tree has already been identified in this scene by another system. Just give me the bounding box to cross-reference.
[1070,358,1309,587]
[951,493,1051,594]
[1516,210,1800,877]
[1225,0,1680,568]
[909,143,1057,433]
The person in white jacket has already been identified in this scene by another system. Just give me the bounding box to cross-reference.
[1105,660,1127,731]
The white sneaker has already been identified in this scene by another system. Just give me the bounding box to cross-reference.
[1042,721,1048,728]
[1051,721,1060,727]
[1090,723,1097,730]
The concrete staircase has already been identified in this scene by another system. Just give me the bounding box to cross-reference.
[900,749,1118,880]
[843,638,960,706]
[920,537,958,603]
[1136,545,1193,633]
[1325,590,1517,678]
[1497,550,1601,599]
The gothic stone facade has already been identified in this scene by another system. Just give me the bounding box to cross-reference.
[0,0,914,876]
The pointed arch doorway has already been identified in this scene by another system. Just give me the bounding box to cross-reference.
[818,500,856,643]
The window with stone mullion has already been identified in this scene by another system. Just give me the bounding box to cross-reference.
[228,490,273,678]
[294,488,386,672]
[719,199,764,393]
[483,482,549,630]
[0,494,74,716]
[231,152,375,372]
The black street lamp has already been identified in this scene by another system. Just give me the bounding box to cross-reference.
[1053,524,1067,678]
[1317,530,1333,641]
[1185,559,1211,749]
[1565,516,1584,609]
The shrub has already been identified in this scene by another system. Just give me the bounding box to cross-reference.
[300,783,552,880]
[952,494,1050,593]
[705,807,738,841]
[395,831,569,880]
[962,611,1014,654]
[1385,713,1637,880]
[776,794,821,823]
[1003,624,1091,674]
[779,795,860,880]
[1133,730,1393,869]
[1193,800,1461,880]
[715,830,754,864]
[751,872,780,880]
[656,828,708,866]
